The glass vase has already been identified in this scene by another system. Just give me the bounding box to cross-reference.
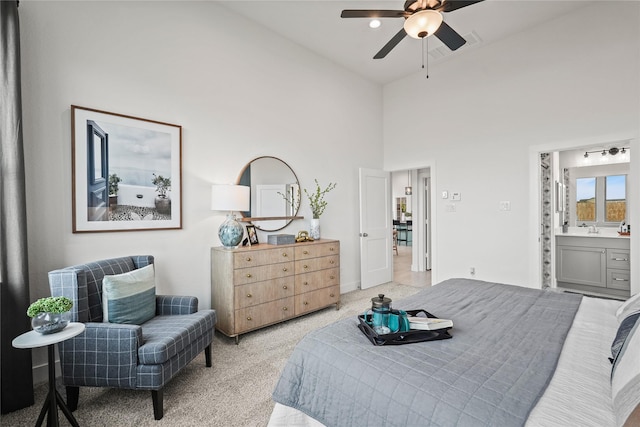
[31,312,70,334]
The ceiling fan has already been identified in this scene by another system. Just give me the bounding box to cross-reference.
[341,0,484,59]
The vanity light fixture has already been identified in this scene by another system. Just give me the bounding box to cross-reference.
[211,184,250,248]
[405,171,412,196]
[583,146,630,159]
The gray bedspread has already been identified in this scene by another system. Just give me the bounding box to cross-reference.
[272,278,583,427]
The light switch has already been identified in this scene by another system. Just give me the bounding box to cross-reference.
[499,201,511,211]
[442,191,448,199]
[451,192,461,201]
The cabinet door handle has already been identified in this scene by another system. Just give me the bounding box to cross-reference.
[246,273,252,278]
[246,316,252,321]
[283,307,288,311]
[303,250,309,255]
[246,293,252,298]
[614,278,629,281]
[282,285,288,289]
[613,258,629,261]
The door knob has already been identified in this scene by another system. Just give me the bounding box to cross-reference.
[360,233,368,237]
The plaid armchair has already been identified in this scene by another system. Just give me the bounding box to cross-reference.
[48,255,216,420]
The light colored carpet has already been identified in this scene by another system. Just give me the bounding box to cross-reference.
[2,281,423,427]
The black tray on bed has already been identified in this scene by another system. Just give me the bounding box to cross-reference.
[358,309,452,346]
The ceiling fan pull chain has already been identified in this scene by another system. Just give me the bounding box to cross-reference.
[422,37,429,79]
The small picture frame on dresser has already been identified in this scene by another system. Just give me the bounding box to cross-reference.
[246,225,259,245]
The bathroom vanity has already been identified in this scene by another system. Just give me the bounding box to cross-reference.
[556,229,630,298]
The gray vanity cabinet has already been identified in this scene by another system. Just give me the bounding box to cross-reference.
[556,235,630,298]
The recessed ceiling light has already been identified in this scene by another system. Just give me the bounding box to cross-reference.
[369,19,381,29]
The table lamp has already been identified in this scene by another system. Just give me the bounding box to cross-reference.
[211,184,250,248]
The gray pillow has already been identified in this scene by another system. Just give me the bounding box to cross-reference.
[610,311,640,373]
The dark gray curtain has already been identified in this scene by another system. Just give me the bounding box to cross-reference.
[0,1,34,413]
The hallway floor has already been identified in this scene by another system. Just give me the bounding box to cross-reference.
[393,245,431,287]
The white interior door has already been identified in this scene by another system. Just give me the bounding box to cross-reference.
[359,168,392,289]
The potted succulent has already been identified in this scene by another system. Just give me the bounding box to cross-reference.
[152,173,171,215]
[27,296,73,334]
[108,173,122,210]
[304,179,337,240]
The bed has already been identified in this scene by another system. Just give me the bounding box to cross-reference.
[268,278,640,427]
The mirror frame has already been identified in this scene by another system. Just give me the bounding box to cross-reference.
[236,156,302,232]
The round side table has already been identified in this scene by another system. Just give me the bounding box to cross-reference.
[13,322,85,427]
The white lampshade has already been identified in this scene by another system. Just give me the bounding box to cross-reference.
[211,185,250,212]
[403,10,443,39]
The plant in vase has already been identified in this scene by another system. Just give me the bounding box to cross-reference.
[304,179,337,240]
[27,296,73,334]
[152,173,171,216]
[108,173,121,211]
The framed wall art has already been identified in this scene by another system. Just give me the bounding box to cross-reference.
[71,105,182,232]
[246,225,259,245]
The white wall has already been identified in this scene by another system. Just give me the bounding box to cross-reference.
[19,1,382,376]
[383,2,640,287]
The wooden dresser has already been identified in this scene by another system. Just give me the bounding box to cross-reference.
[211,239,340,343]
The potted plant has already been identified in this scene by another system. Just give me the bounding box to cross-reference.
[152,173,171,215]
[108,173,122,210]
[27,296,73,334]
[304,179,337,240]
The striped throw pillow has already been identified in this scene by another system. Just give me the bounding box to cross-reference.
[103,264,156,324]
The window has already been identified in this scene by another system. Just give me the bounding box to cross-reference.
[575,175,627,225]
[576,177,596,222]
[606,175,626,222]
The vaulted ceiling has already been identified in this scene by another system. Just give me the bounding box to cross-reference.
[221,1,595,85]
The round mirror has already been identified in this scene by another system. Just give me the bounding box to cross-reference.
[237,156,301,232]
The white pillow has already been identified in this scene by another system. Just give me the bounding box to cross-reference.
[616,292,640,324]
[102,264,156,324]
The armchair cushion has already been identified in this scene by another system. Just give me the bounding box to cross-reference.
[138,310,215,364]
[103,264,156,324]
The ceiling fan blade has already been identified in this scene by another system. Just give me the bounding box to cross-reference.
[437,0,484,13]
[374,28,407,59]
[341,10,407,18]
[434,21,466,50]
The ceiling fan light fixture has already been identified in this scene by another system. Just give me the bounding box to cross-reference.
[403,9,443,39]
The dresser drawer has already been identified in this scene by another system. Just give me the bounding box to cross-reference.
[233,247,294,269]
[295,268,339,294]
[294,254,339,274]
[608,249,630,270]
[234,261,294,285]
[294,242,339,260]
[295,285,340,315]
[234,278,295,309]
[607,269,630,290]
[235,297,295,333]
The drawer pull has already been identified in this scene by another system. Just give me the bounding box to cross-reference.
[282,285,288,289]
[613,258,629,261]
[303,265,309,269]
[246,273,252,278]
[246,293,252,298]
[303,281,309,286]
[330,293,335,298]
[247,316,252,321]
[303,301,308,306]
[303,250,309,255]
[282,253,288,257]
[245,257,252,262]
[614,278,629,281]
[330,276,335,280]
[330,260,335,264]
[283,307,288,311]
[330,247,334,251]
[283,267,288,272]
